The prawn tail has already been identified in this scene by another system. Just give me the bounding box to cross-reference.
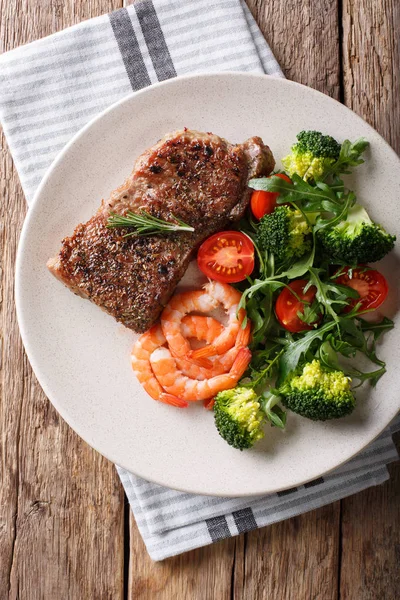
[203,397,216,411]
[190,345,217,361]
[230,347,252,379]
[236,321,252,347]
[185,350,214,368]
[159,392,189,408]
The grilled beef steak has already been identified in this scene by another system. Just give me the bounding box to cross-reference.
[47,129,275,332]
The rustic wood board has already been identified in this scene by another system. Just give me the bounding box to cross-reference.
[340,2,400,598]
[0,0,399,599]
[0,1,125,599]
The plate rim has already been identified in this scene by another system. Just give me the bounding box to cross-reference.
[15,71,400,497]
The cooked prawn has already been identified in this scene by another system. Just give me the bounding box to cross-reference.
[190,280,246,361]
[203,398,216,410]
[177,316,252,380]
[150,346,252,401]
[131,325,188,408]
[161,289,219,368]
[181,315,224,344]
[177,315,225,379]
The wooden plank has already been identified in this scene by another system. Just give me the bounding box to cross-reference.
[340,448,400,600]
[342,0,400,153]
[247,0,341,98]
[235,505,341,600]
[0,1,125,598]
[340,1,400,597]
[129,515,237,600]
[126,2,342,598]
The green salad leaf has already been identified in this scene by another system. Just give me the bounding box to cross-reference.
[213,132,392,451]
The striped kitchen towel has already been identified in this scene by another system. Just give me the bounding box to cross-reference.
[0,0,398,561]
[117,416,400,559]
[0,0,282,203]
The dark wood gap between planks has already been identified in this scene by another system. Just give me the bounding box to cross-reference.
[337,0,345,104]
[124,496,131,600]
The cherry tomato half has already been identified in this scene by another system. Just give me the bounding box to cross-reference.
[197,231,255,283]
[275,279,320,333]
[335,267,389,313]
[250,173,292,220]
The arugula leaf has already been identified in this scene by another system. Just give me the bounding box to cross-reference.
[243,347,283,389]
[297,299,321,325]
[260,391,286,429]
[249,173,342,209]
[328,138,369,176]
[337,315,368,347]
[348,365,387,387]
[307,267,355,321]
[318,339,386,386]
[336,316,389,381]
[318,340,342,370]
[359,317,394,340]
[328,336,356,358]
[282,243,316,279]
[278,321,337,383]
[313,191,355,232]
[238,242,315,315]
[247,288,273,346]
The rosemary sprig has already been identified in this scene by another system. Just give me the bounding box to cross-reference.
[107,210,195,237]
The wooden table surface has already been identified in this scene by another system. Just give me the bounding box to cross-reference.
[1,1,399,598]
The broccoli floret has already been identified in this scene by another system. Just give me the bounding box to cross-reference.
[282,130,341,181]
[214,387,265,450]
[257,205,311,262]
[317,203,396,264]
[279,359,355,421]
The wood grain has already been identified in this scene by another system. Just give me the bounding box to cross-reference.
[342,0,400,153]
[340,446,400,600]
[235,504,341,600]
[247,0,341,99]
[340,2,400,598]
[0,1,125,598]
[0,1,399,598]
[129,516,238,600]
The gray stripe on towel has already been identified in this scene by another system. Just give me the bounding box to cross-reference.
[135,0,177,81]
[109,8,151,90]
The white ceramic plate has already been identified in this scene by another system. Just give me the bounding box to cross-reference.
[16,73,400,497]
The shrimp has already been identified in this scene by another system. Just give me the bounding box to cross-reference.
[203,398,216,410]
[131,325,188,408]
[161,282,246,366]
[181,315,224,344]
[161,289,219,368]
[177,316,252,380]
[177,315,226,379]
[150,346,252,402]
[190,280,246,361]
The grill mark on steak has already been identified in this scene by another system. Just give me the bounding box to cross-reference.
[47,129,275,332]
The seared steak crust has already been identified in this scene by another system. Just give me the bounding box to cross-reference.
[48,130,275,332]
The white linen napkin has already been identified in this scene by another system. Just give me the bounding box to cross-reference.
[0,0,398,561]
